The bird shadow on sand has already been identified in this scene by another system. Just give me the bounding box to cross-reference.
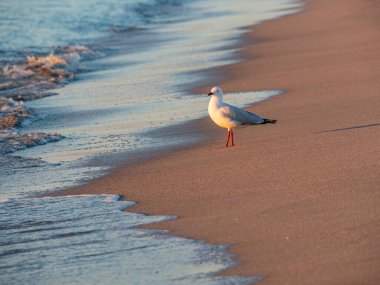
[317,122,380,133]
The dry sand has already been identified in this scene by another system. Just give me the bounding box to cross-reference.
[56,0,380,284]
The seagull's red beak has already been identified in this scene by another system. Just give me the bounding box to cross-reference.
[208,92,213,96]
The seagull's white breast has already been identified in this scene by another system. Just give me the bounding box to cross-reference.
[208,96,239,129]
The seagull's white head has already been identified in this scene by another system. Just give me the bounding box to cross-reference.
[208,86,224,98]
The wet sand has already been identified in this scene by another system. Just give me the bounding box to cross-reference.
[56,0,380,284]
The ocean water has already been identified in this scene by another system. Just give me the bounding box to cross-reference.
[0,0,301,284]
[0,195,259,285]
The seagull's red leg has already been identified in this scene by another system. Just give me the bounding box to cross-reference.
[225,129,231,147]
[231,129,235,146]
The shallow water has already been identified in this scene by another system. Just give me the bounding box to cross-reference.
[0,195,258,285]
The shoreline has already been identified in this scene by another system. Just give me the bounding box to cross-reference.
[53,0,380,284]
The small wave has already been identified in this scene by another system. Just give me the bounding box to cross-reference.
[27,54,67,66]
[43,194,121,202]
[0,195,257,285]
[0,45,99,102]
[0,97,28,129]
[0,96,64,156]
[0,129,63,155]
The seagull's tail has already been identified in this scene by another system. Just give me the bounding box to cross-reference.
[262,118,277,124]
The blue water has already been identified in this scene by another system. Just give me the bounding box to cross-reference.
[0,0,191,59]
[0,0,301,284]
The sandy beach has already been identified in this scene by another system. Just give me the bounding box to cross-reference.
[56,0,380,284]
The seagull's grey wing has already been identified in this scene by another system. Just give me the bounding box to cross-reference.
[221,103,264,124]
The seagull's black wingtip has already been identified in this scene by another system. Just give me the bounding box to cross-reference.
[263,118,277,124]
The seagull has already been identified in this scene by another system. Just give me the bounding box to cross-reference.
[208,86,277,147]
